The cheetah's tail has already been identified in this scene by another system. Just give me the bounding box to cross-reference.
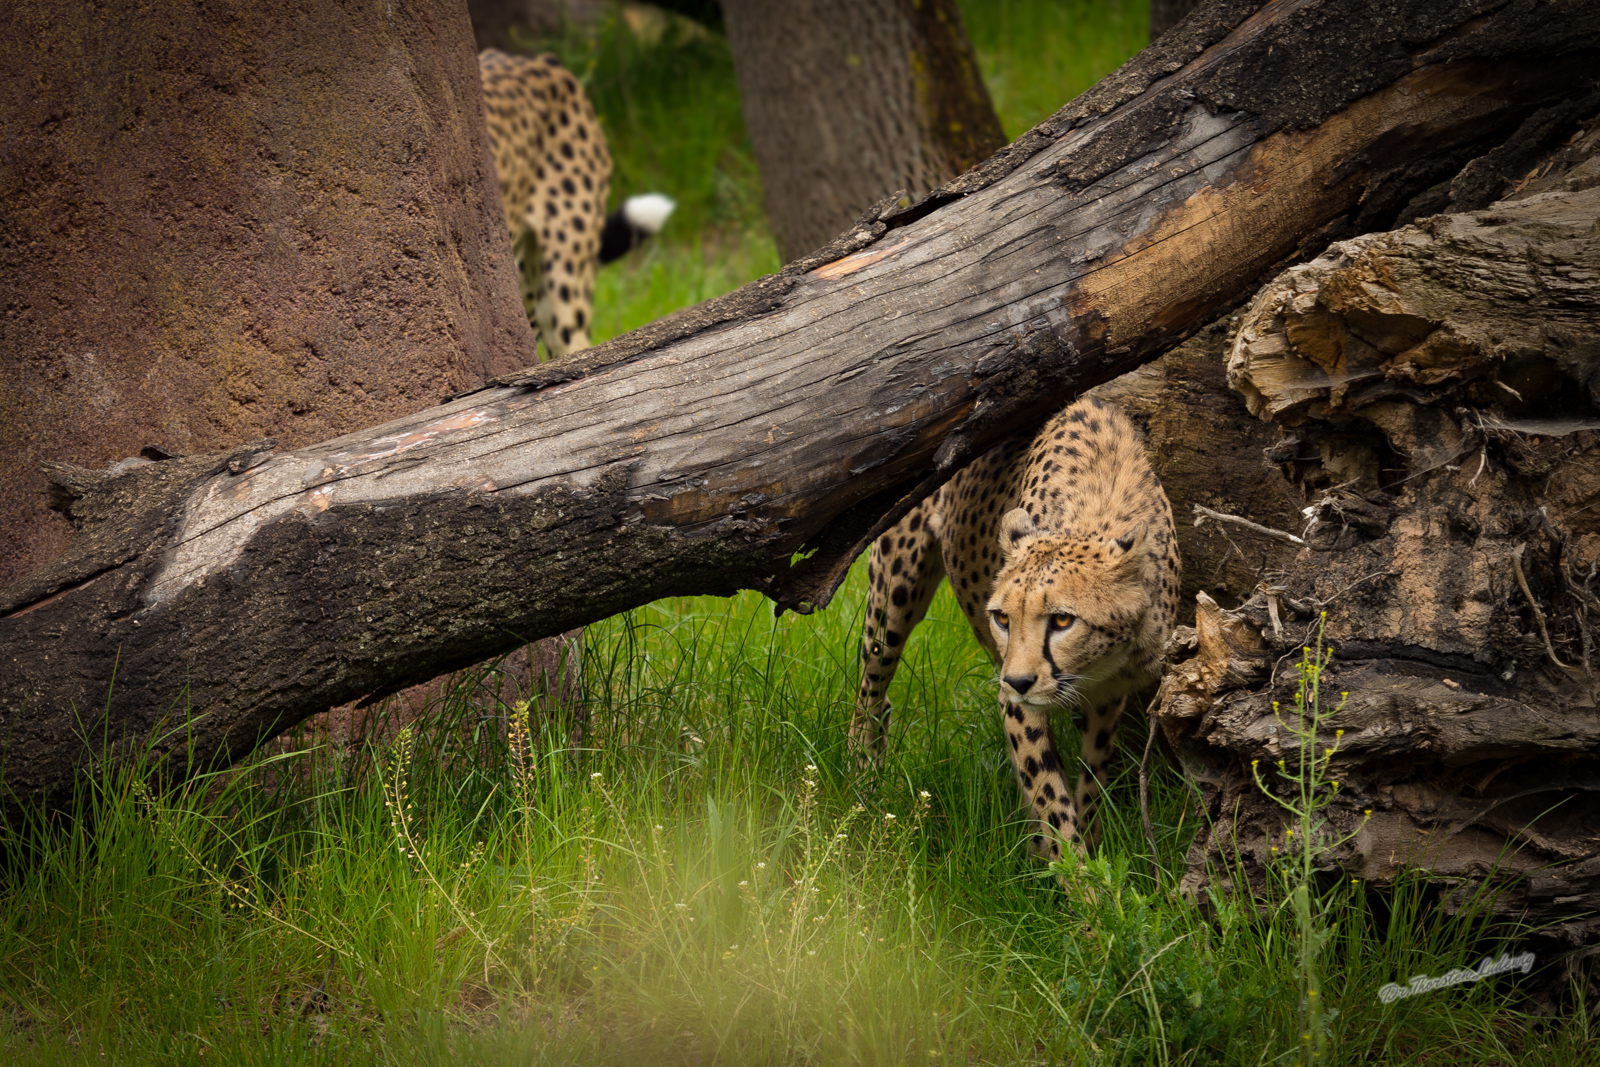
[598,193,676,264]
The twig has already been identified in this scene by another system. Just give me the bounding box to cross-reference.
[1139,680,1168,887]
[1511,543,1582,676]
[1311,570,1400,610]
[1468,447,1488,487]
[1265,571,1399,691]
[1559,558,1598,685]
[1192,504,1305,546]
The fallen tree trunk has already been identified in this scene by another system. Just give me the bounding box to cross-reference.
[3,0,1598,811]
[1157,140,1600,959]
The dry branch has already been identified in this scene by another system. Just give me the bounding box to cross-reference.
[3,0,1598,811]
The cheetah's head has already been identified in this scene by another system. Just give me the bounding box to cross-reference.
[985,507,1153,709]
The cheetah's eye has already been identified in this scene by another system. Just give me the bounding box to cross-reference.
[990,610,1009,629]
[1049,613,1075,631]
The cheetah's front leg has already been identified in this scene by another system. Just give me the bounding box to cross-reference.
[1075,696,1127,849]
[1002,702,1081,860]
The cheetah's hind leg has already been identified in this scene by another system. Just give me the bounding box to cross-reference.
[512,226,561,362]
[850,499,944,767]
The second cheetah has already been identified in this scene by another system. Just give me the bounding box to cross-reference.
[478,49,674,359]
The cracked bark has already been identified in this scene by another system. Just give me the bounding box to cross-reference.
[2,0,1598,814]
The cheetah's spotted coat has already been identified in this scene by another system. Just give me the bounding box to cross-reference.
[853,397,1180,857]
[479,49,611,359]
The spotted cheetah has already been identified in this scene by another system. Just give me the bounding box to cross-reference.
[853,397,1180,858]
[478,49,674,359]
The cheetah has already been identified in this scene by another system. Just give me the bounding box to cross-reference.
[478,49,674,359]
[852,396,1180,859]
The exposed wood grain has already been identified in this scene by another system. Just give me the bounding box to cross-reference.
[3,0,1597,811]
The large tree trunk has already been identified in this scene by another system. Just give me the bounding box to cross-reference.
[0,0,537,591]
[721,0,1006,261]
[3,0,1597,813]
[1156,119,1600,957]
[1152,0,1203,40]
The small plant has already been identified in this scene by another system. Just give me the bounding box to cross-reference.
[1250,615,1370,1065]
[380,726,498,965]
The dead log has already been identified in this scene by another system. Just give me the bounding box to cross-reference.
[2,0,1598,812]
[1156,139,1600,956]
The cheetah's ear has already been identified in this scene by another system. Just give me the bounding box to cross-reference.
[999,508,1038,560]
[1106,524,1149,578]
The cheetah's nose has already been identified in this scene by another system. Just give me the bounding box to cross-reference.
[1003,674,1036,695]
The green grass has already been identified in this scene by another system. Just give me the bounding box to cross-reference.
[5,5,1594,1063]
[591,230,779,345]
[1,564,1588,1064]
[959,0,1152,140]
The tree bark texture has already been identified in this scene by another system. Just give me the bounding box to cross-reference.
[721,0,1006,261]
[3,0,1598,813]
[0,0,537,590]
[1156,144,1600,953]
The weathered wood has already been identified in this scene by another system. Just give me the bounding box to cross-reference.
[3,0,1598,811]
[1157,169,1600,948]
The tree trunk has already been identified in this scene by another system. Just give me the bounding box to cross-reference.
[1151,0,1203,40]
[721,0,1006,261]
[0,0,537,592]
[3,0,1597,813]
[1156,118,1600,955]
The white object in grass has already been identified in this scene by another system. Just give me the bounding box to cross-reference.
[623,193,675,234]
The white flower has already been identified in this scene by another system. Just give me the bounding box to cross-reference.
[590,772,602,780]
[884,812,896,821]
[756,862,767,870]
